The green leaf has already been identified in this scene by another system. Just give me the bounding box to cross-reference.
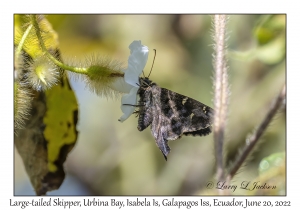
[255,35,285,64]
[258,152,285,175]
[254,15,286,45]
[247,152,286,195]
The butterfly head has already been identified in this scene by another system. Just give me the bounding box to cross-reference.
[139,77,156,89]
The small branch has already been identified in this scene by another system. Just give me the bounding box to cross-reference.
[212,15,229,183]
[227,84,286,180]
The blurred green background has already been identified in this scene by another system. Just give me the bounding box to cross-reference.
[14,14,286,195]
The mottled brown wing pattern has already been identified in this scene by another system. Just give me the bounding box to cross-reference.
[136,77,213,160]
[161,88,213,137]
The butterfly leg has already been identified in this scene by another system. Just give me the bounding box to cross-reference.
[122,104,144,107]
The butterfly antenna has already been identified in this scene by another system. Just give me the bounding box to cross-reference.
[147,49,156,78]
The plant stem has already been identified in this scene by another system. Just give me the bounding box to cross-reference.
[15,24,33,61]
[227,84,286,180]
[30,15,87,75]
[213,15,229,183]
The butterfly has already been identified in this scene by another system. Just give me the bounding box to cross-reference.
[135,77,214,160]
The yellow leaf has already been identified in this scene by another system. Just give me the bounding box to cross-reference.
[44,75,78,172]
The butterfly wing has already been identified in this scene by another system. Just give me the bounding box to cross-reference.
[160,88,213,139]
[136,78,214,160]
[149,87,213,159]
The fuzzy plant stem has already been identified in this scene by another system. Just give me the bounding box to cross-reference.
[212,15,229,183]
[227,84,286,180]
[30,15,87,75]
[15,24,33,61]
